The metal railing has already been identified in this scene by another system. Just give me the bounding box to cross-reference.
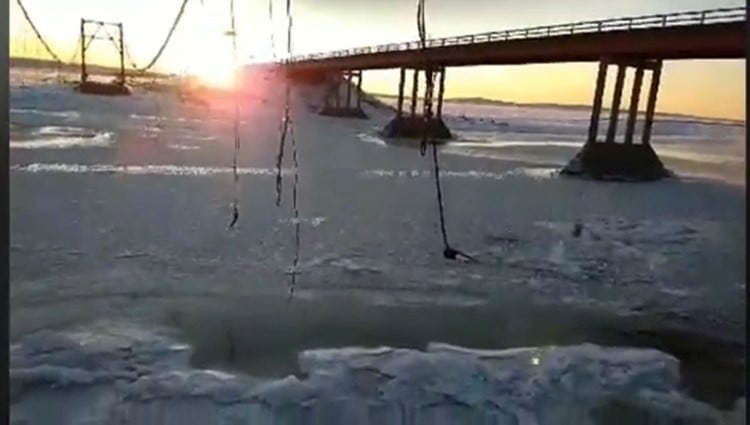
[288,6,745,63]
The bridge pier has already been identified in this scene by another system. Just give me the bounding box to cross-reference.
[320,70,367,118]
[382,66,452,140]
[562,59,669,181]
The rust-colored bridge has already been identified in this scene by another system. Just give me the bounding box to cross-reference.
[280,7,746,181]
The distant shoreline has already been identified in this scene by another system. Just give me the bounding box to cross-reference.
[10,56,168,79]
[370,93,745,127]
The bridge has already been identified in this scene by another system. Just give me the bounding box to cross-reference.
[281,7,746,181]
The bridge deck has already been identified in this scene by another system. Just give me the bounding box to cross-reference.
[287,7,746,71]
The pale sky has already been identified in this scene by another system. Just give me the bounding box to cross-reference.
[9,0,746,120]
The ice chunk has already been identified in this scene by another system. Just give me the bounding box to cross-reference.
[11,326,723,425]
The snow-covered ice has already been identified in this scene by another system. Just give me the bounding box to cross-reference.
[9,67,745,423]
[9,323,737,425]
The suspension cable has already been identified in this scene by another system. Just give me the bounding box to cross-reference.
[128,0,190,73]
[123,44,142,70]
[66,35,82,64]
[416,0,476,262]
[15,0,62,63]
[17,0,188,76]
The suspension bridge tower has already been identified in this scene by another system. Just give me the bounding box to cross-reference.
[76,18,131,96]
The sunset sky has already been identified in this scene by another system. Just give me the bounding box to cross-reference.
[9,0,746,120]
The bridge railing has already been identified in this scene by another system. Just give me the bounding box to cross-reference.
[288,6,745,63]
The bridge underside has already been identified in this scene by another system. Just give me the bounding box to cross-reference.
[282,20,744,181]
[287,22,744,72]
[289,59,674,180]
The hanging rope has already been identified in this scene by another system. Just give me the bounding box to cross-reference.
[15,0,63,63]
[274,0,301,299]
[289,123,301,297]
[416,0,476,263]
[228,0,241,229]
[275,0,294,207]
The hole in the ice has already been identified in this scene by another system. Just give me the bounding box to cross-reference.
[158,294,744,410]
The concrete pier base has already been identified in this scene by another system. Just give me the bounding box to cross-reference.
[75,81,131,96]
[561,143,669,181]
[381,66,451,140]
[563,59,669,181]
[381,115,452,140]
[319,106,368,118]
[320,70,367,119]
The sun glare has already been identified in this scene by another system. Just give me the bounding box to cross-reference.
[180,20,238,88]
[191,60,235,88]
[185,36,236,88]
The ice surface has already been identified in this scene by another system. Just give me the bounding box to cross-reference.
[10,325,732,425]
[9,70,744,424]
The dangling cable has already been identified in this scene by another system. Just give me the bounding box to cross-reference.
[289,123,301,297]
[275,0,294,207]
[268,0,277,60]
[275,99,289,207]
[416,0,476,262]
[228,0,241,229]
[275,0,301,299]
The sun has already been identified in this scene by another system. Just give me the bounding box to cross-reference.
[179,27,238,88]
[191,60,235,88]
[185,40,237,88]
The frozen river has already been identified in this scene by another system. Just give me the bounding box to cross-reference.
[9,68,746,424]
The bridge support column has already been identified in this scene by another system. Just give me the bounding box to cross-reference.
[319,70,367,119]
[397,67,406,117]
[410,69,420,117]
[381,66,452,141]
[642,60,663,146]
[436,66,446,119]
[562,59,669,181]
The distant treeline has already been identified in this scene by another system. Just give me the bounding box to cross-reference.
[371,93,744,126]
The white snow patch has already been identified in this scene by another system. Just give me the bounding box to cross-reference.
[278,216,328,227]
[11,108,81,119]
[166,144,201,151]
[360,167,557,181]
[11,163,292,177]
[11,132,115,149]
[356,133,388,147]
